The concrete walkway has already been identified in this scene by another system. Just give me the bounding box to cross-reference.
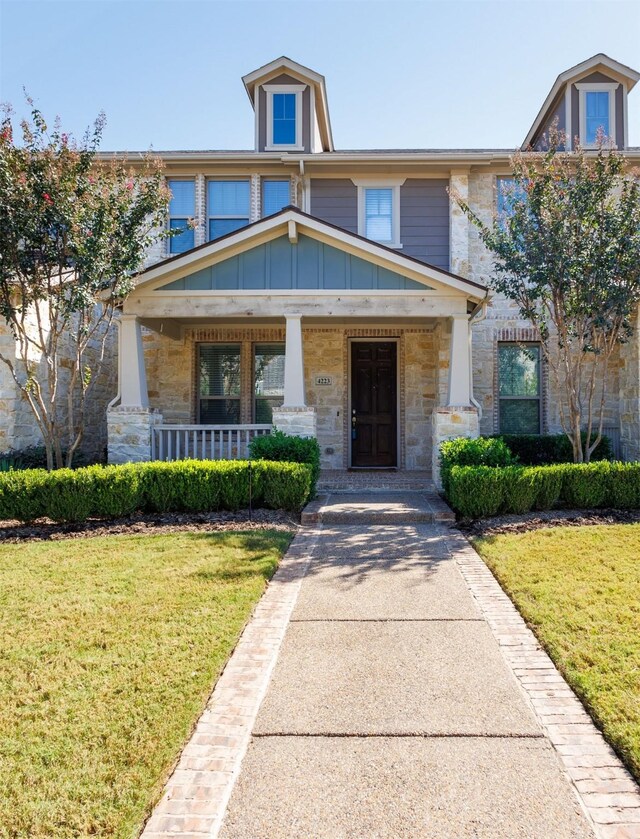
[218,521,597,838]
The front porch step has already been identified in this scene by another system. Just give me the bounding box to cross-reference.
[301,491,455,526]
[317,469,434,493]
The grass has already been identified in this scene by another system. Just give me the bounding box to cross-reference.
[473,524,640,783]
[0,529,292,839]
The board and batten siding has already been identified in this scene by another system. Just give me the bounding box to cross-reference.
[310,178,450,270]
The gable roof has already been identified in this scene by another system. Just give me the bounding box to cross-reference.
[523,53,640,149]
[242,56,334,152]
[134,206,487,301]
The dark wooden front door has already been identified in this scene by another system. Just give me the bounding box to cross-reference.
[351,342,398,467]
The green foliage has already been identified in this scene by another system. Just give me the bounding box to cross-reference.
[447,459,640,518]
[250,431,321,497]
[439,436,515,495]
[0,459,312,524]
[497,433,612,465]
[455,133,640,463]
[448,466,505,518]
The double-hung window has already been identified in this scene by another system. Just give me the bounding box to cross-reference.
[254,343,285,422]
[577,83,617,146]
[498,343,542,434]
[208,180,250,241]
[198,344,241,424]
[354,179,403,248]
[496,177,528,222]
[262,180,290,217]
[168,179,195,254]
[265,85,304,150]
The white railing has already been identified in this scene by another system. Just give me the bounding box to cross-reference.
[151,424,272,462]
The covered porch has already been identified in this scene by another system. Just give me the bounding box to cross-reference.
[107,208,486,480]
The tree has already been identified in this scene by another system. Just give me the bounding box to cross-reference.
[0,100,173,469]
[454,130,640,462]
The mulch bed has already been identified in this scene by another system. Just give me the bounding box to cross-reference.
[460,508,640,538]
[0,509,299,544]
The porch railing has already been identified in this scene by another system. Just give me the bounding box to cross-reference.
[151,424,272,462]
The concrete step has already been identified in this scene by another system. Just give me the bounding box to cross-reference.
[301,491,455,526]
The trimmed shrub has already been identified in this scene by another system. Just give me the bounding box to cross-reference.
[85,465,141,518]
[249,431,320,497]
[0,468,50,522]
[560,462,611,508]
[448,465,504,518]
[497,433,613,465]
[499,466,539,515]
[529,465,564,510]
[440,437,515,496]
[43,468,95,523]
[607,462,640,509]
[255,461,312,511]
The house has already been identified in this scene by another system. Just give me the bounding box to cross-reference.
[5,54,640,479]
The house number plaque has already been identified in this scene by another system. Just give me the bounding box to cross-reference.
[315,376,333,386]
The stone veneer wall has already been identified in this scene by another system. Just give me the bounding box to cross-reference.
[142,323,439,471]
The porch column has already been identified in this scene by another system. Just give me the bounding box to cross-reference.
[283,314,306,407]
[272,314,317,439]
[119,314,149,408]
[447,314,472,407]
[107,314,162,464]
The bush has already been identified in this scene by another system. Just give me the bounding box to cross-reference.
[559,462,612,509]
[607,463,640,509]
[497,433,612,465]
[448,466,505,518]
[439,437,515,496]
[250,431,320,497]
[499,466,539,515]
[0,459,312,524]
[529,465,564,510]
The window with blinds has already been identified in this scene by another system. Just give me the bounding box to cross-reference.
[498,343,541,434]
[262,180,290,217]
[364,187,393,242]
[208,180,250,241]
[254,343,285,422]
[198,344,241,424]
[168,179,195,254]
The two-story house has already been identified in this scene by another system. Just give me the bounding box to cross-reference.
[10,53,640,479]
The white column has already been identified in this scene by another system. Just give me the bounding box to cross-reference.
[119,314,149,408]
[283,315,305,407]
[447,314,472,407]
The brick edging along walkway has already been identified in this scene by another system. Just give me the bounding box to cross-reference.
[448,531,640,839]
[140,526,320,839]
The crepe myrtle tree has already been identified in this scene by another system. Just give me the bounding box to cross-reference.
[454,128,640,463]
[0,100,184,469]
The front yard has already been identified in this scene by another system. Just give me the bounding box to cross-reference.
[473,524,640,783]
[0,529,292,839]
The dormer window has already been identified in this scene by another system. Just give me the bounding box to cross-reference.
[264,84,304,150]
[576,82,618,147]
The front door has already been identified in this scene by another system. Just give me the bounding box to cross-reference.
[351,341,398,468]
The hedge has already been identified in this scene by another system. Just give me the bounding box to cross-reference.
[249,431,321,497]
[0,459,312,524]
[447,461,640,519]
[495,433,613,465]
[439,437,515,496]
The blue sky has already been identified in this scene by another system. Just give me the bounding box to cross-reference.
[1,0,639,151]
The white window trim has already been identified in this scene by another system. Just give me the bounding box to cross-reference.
[166,177,196,254]
[352,178,405,249]
[264,84,306,152]
[575,82,618,147]
[206,177,251,242]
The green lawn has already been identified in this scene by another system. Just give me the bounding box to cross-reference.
[474,524,640,783]
[0,529,292,839]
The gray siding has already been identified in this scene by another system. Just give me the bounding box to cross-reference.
[309,179,358,234]
[158,234,428,291]
[533,93,566,149]
[571,72,624,147]
[257,73,311,152]
[400,179,449,270]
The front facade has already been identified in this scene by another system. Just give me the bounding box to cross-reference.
[4,54,640,477]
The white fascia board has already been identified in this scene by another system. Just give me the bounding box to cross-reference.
[134,209,486,301]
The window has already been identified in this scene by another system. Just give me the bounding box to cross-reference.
[168,179,195,254]
[198,344,241,424]
[208,180,250,241]
[265,85,304,150]
[577,83,617,146]
[496,177,528,219]
[498,344,541,434]
[262,180,290,217]
[254,343,285,422]
[354,180,404,247]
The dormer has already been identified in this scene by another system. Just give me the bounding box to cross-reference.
[242,56,334,154]
[523,53,639,151]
